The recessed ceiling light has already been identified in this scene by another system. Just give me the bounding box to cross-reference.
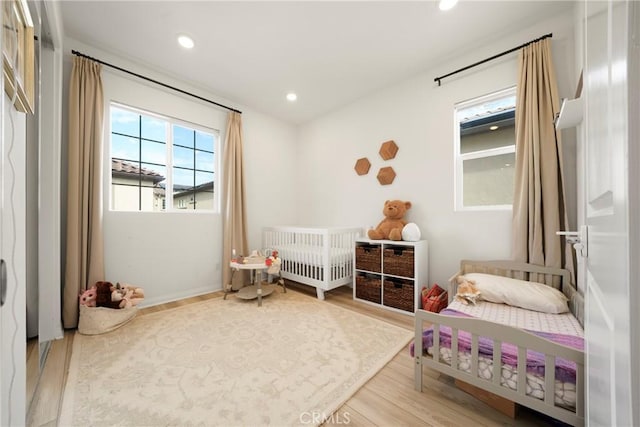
[439,0,458,11]
[490,125,499,131]
[286,93,297,102]
[178,35,194,49]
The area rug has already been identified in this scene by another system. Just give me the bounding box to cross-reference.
[59,289,412,426]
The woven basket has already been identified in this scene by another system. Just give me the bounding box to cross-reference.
[355,244,382,273]
[383,278,414,312]
[383,247,414,278]
[355,274,382,304]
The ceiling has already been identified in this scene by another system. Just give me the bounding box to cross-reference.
[58,1,574,125]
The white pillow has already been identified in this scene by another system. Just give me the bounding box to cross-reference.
[462,273,569,314]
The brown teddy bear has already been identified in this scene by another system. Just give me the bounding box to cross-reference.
[367,200,412,241]
[95,281,122,309]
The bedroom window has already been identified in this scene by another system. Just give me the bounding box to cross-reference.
[454,87,516,210]
[110,103,217,212]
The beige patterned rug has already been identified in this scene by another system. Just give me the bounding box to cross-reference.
[59,289,412,426]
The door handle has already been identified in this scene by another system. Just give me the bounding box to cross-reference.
[0,259,7,307]
[556,226,589,257]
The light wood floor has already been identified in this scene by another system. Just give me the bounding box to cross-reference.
[26,282,561,427]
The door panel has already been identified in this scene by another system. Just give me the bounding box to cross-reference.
[584,1,632,426]
[1,95,27,426]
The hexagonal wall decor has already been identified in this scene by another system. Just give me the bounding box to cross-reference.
[354,157,371,175]
[379,140,398,160]
[377,166,396,185]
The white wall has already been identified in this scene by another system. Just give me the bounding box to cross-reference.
[296,11,579,287]
[62,39,298,307]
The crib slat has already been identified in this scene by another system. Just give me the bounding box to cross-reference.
[471,334,479,378]
[433,324,440,364]
[517,346,526,395]
[492,340,501,385]
[576,359,584,415]
[544,354,555,405]
[451,328,459,370]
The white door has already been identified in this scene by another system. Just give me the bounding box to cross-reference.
[1,99,27,425]
[583,1,638,426]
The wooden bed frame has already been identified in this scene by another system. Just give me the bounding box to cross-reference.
[262,226,362,300]
[414,260,585,426]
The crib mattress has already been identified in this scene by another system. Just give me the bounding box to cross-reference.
[427,300,583,410]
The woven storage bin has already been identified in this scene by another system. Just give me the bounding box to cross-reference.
[355,244,382,273]
[383,278,414,312]
[383,246,414,278]
[355,274,382,304]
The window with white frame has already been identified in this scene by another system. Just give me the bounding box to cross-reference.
[110,103,218,212]
[455,87,516,210]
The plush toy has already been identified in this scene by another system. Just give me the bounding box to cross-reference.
[79,286,97,307]
[111,283,145,308]
[455,276,482,305]
[95,281,122,309]
[367,200,412,241]
[120,283,145,299]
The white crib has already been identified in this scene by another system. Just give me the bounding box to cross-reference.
[262,226,363,300]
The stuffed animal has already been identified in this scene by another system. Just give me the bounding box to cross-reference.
[79,286,97,307]
[95,281,122,309]
[455,276,482,305]
[368,200,412,241]
[109,283,145,308]
[119,283,145,305]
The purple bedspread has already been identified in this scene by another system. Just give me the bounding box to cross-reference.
[411,308,583,384]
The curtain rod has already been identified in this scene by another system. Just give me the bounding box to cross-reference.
[71,50,242,114]
[434,33,552,87]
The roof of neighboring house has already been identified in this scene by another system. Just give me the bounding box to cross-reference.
[112,159,165,184]
[173,181,214,198]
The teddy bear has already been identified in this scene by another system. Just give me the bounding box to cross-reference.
[455,276,482,305]
[95,281,123,309]
[367,200,412,241]
[114,283,145,308]
[109,283,145,308]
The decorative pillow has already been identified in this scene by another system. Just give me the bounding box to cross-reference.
[461,273,569,314]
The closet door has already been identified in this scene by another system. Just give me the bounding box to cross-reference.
[583,1,638,425]
[1,94,27,426]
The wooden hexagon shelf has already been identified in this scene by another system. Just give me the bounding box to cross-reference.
[379,140,399,160]
[354,157,371,175]
[377,166,396,185]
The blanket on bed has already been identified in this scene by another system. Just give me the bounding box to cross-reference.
[410,308,583,383]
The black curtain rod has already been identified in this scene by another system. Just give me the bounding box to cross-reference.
[71,50,242,114]
[434,33,552,86]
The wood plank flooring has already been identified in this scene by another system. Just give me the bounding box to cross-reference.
[26,282,560,427]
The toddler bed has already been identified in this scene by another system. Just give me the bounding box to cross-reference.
[413,260,585,426]
[262,226,362,300]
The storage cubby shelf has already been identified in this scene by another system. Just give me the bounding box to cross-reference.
[353,238,428,315]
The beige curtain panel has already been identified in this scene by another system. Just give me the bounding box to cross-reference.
[222,112,249,290]
[512,39,574,278]
[63,57,106,329]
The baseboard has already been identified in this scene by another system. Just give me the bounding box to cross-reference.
[141,285,222,308]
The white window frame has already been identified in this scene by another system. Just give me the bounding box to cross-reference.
[454,87,516,212]
[109,102,219,213]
